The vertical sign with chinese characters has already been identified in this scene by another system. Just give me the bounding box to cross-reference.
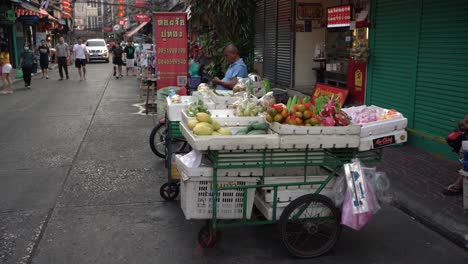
[154,12,188,87]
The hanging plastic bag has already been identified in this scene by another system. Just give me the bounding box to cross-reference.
[179,150,202,168]
[341,183,376,230]
[332,175,347,207]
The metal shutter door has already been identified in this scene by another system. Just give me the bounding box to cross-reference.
[276,0,292,87]
[414,0,468,137]
[254,0,265,63]
[263,0,277,83]
[367,0,418,118]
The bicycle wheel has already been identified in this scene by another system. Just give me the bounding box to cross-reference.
[279,194,341,258]
[149,123,187,158]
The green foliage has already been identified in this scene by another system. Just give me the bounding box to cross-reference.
[188,0,256,79]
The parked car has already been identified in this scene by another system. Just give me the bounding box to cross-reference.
[85,39,109,63]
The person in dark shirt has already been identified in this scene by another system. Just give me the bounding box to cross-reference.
[124,40,136,76]
[112,45,124,79]
[38,40,50,79]
[20,45,35,88]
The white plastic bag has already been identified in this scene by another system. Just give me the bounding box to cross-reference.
[179,150,202,168]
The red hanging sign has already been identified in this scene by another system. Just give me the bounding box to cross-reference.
[134,0,146,8]
[155,12,188,88]
[135,13,151,22]
[327,5,351,28]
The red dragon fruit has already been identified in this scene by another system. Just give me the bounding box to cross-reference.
[334,110,351,126]
[320,115,336,126]
[320,98,337,117]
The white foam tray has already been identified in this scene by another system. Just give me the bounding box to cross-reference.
[180,122,280,151]
[270,122,361,135]
[166,96,216,121]
[181,109,264,127]
[358,129,408,151]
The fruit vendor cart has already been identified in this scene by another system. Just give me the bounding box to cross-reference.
[162,92,407,257]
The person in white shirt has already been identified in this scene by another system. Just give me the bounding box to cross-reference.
[0,59,13,94]
[73,38,88,81]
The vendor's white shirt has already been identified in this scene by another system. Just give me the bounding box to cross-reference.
[73,44,87,59]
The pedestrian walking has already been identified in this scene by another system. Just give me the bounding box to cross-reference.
[112,44,124,79]
[19,45,35,89]
[0,59,13,94]
[55,36,70,80]
[73,38,88,81]
[38,40,50,79]
[124,40,136,76]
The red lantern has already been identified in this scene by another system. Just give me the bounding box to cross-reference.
[135,14,151,22]
[118,0,125,3]
[119,11,125,17]
[118,6,125,11]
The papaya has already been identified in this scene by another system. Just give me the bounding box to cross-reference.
[188,120,199,130]
[218,127,232,135]
[193,123,213,136]
[196,112,212,123]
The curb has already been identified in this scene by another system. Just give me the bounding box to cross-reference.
[389,188,468,251]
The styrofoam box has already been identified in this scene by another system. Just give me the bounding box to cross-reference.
[180,174,259,219]
[167,96,216,121]
[175,154,263,177]
[180,122,280,151]
[270,122,361,149]
[254,194,333,221]
[181,109,264,127]
[342,105,408,137]
[358,129,407,151]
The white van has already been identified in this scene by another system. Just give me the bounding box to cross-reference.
[85,39,109,63]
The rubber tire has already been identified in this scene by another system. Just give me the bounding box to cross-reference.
[279,194,341,258]
[149,123,187,159]
[198,224,220,248]
[159,182,179,201]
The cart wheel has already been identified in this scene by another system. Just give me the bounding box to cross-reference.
[149,123,188,159]
[279,194,341,258]
[198,224,220,248]
[159,182,179,201]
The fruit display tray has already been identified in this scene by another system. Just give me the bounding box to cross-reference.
[166,96,215,121]
[180,122,280,151]
[181,109,264,127]
[269,122,361,149]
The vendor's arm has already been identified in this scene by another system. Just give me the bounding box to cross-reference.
[212,76,238,90]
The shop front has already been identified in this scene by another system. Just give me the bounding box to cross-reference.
[0,2,16,67]
[367,0,468,158]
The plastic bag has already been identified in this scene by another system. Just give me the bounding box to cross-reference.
[341,182,376,230]
[179,150,202,168]
[332,175,347,207]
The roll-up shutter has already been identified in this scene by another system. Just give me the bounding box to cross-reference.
[276,0,292,87]
[254,0,265,63]
[368,0,468,157]
[263,0,277,82]
[367,0,418,118]
[414,0,468,137]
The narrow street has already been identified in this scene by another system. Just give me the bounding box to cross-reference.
[0,63,466,264]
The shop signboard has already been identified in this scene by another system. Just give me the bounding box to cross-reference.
[311,83,349,107]
[327,5,351,28]
[134,0,146,8]
[154,12,188,87]
[347,59,367,105]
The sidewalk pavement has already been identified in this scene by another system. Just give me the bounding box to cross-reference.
[377,145,468,249]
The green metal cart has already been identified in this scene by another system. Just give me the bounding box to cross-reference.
[193,147,382,258]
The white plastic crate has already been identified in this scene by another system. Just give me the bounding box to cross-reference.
[166,96,215,121]
[358,129,407,151]
[180,174,258,219]
[270,122,361,135]
[181,109,264,127]
[175,154,263,177]
[180,122,280,151]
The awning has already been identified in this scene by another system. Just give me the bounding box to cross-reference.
[125,21,149,37]
[20,2,41,13]
[39,8,58,21]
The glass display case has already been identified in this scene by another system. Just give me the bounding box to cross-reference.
[324,28,353,88]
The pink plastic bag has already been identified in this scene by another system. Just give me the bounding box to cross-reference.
[341,180,379,230]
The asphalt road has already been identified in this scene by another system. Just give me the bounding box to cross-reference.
[0,63,467,264]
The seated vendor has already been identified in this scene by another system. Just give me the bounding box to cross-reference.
[212,44,248,90]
